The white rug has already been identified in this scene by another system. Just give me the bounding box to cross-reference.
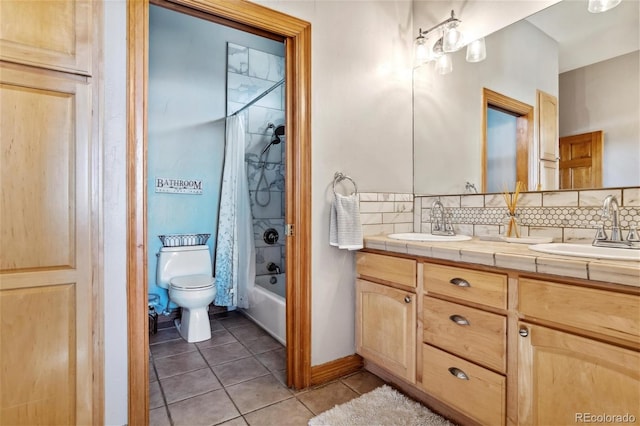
[308,385,455,426]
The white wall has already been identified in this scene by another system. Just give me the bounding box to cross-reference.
[559,51,640,187]
[103,1,128,424]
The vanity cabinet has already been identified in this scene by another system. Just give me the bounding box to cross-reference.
[355,252,417,383]
[422,262,508,425]
[517,277,640,425]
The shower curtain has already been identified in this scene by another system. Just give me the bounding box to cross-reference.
[215,114,256,308]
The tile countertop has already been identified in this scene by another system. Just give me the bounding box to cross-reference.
[363,235,640,288]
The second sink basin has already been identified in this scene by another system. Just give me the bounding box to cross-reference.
[387,233,472,242]
[529,243,640,261]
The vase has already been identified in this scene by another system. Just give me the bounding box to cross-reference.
[503,212,521,238]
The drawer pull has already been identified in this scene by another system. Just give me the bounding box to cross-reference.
[449,314,470,326]
[519,327,529,337]
[448,367,469,380]
[449,278,471,288]
[404,296,412,303]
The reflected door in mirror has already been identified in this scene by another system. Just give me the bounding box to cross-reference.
[559,131,603,189]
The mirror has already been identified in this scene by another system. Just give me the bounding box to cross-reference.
[413,0,639,195]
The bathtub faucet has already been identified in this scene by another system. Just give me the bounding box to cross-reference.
[267,262,281,275]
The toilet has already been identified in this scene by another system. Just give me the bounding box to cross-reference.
[156,245,216,342]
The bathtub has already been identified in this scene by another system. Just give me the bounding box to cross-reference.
[241,273,286,345]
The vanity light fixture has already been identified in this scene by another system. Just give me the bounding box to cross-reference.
[414,10,487,71]
[588,0,621,13]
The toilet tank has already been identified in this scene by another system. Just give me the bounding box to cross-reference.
[156,245,212,289]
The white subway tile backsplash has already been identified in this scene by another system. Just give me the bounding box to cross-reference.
[473,224,501,236]
[378,193,394,201]
[542,191,578,206]
[484,194,505,207]
[519,192,542,206]
[362,223,394,236]
[579,189,622,206]
[528,227,563,242]
[460,194,484,208]
[382,212,413,224]
[360,201,394,213]
[395,194,414,202]
[360,213,383,225]
[358,193,378,202]
[394,201,413,213]
[623,188,640,206]
[393,223,414,233]
[440,195,461,208]
[563,228,596,244]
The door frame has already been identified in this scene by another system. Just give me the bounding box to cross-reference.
[482,88,533,191]
[126,1,312,424]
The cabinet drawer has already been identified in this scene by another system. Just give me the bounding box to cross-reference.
[422,344,506,426]
[423,296,506,373]
[424,263,507,309]
[519,278,640,344]
[356,252,416,289]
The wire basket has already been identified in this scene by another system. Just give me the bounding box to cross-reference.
[158,233,211,247]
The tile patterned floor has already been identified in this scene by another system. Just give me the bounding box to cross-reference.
[150,310,386,426]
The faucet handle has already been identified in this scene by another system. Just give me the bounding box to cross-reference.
[592,224,607,241]
[627,227,640,242]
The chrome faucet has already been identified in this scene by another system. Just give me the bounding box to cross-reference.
[267,262,281,274]
[431,200,455,236]
[593,195,640,249]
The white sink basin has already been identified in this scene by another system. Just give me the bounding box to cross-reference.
[387,233,472,242]
[529,243,640,261]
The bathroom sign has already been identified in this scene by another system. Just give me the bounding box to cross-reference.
[155,177,203,194]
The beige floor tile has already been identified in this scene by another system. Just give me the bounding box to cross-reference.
[245,335,282,355]
[297,381,358,415]
[271,368,287,387]
[212,357,270,386]
[244,397,314,426]
[255,348,286,372]
[218,417,248,426]
[150,338,197,359]
[195,329,238,349]
[200,341,252,366]
[210,319,226,332]
[154,351,208,379]
[149,380,165,410]
[149,406,171,426]
[226,374,293,414]
[150,327,181,344]
[217,312,253,329]
[228,323,269,343]
[169,389,240,426]
[160,367,222,404]
[341,370,386,394]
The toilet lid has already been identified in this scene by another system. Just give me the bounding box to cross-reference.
[170,274,215,290]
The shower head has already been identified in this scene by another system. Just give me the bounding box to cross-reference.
[274,125,285,137]
[261,124,285,155]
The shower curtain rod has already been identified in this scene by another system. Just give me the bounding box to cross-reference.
[230,78,285,117]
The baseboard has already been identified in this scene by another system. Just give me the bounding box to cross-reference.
[310,354,363,386]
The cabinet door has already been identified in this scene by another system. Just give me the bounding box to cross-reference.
[0,0,92,74]
[538,90,558,162]
[0,63,94,424]
[518,322,640,425]
[356,279,416,383]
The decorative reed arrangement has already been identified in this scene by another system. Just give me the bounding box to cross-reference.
[502,181,525,238]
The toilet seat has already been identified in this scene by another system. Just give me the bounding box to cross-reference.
[170,274,215,291]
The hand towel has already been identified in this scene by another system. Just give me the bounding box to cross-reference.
[330,192,363,250]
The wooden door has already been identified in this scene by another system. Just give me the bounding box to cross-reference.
[518,322,640,425]
[537,90,558,162]
[0,63,94,424]
[559,131,603,189]
[356,279,416,383]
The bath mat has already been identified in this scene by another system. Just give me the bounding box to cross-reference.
[308,385,455,426]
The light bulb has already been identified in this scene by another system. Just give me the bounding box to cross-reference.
[443,24,462,52]
[414,34,430,65]
[466,38,486,63]
[436,54,453,75]
[588,0,621,12]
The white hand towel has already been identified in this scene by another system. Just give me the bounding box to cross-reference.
[330,192,363,250]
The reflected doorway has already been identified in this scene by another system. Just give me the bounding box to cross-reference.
[482,88,533,192]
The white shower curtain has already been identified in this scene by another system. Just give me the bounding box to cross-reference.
[215,115,256,308]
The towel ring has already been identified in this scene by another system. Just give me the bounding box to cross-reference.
[333,172,358,196]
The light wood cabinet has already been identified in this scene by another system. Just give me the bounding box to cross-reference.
[356,250,639,426]
[356,279,416,383]
[0,0,92,74]
[518,322,640,426]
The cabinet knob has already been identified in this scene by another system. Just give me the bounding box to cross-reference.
[448,367,469,380]
[449,278,471,288]
[449,314,470,326]
[404,296,412,303]
[519,327,529,337]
